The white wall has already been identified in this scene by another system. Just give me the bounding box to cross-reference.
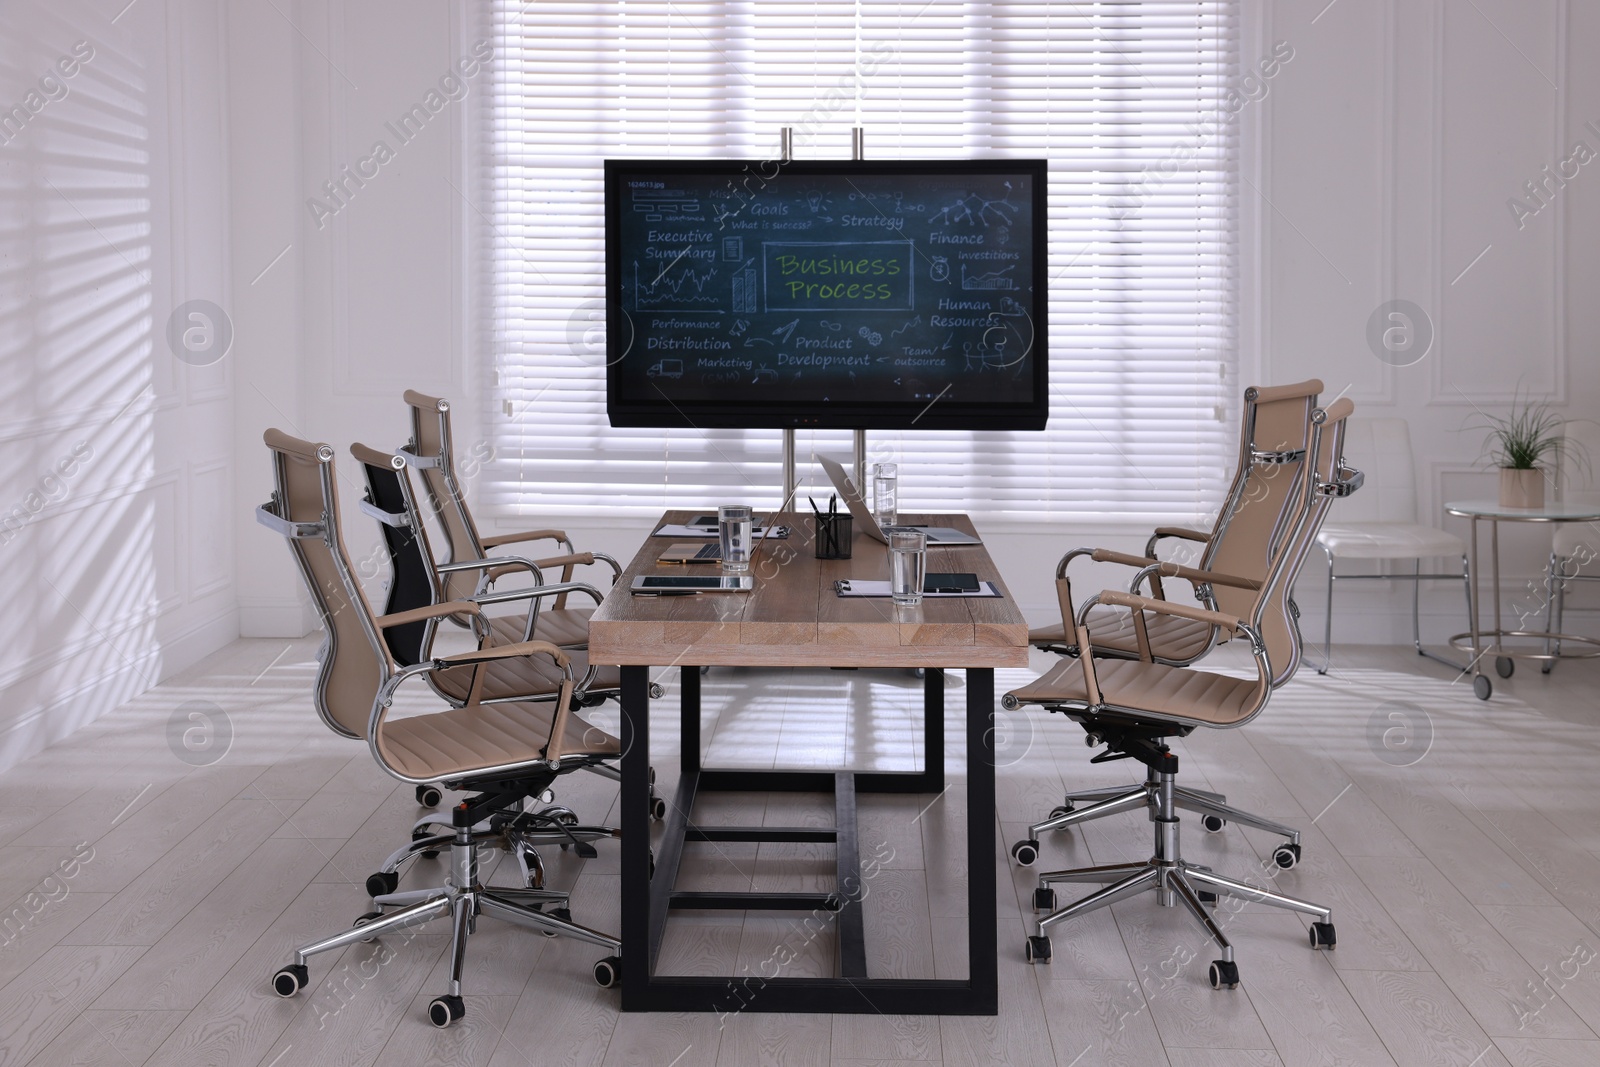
[228,0,1600,654]
[0,0,236,770]
[1247,0,1600,645]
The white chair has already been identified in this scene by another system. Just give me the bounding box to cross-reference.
[1542,421,1600,673]
[1313,417,1472,674]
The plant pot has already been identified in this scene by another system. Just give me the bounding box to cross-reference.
[1498,467,1545,509]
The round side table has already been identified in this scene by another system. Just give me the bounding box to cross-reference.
[1444,499,1600,699]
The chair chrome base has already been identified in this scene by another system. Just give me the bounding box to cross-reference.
[1023,770,1335,986]
[1010,766,1301,869]
[380,804,618,892]
[273,815,623,1027]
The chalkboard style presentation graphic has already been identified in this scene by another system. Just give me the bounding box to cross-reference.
[604,159,1049,431]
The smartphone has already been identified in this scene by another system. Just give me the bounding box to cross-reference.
[924,572,981,594]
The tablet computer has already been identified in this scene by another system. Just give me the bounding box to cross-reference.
[630,574,754,594]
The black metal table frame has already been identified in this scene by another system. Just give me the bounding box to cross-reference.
[618,663,998,1014]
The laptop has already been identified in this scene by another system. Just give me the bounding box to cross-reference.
[816,455,982,546]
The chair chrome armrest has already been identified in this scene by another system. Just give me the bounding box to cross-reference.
[396,446,440,470]
[1144,526,1210,558]
[1320,463,1364,498]
[358,498,411,528]
[375,600,485,630]
[256,503,324,540]
[1079,589,1247,635]
[471,581,605,608]
[1054,546,1097,580]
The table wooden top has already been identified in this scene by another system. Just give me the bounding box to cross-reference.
[588,511,1030,667]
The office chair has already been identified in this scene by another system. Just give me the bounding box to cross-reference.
[1313,417,1471,676]
[1029,379,1322,672]
[352,442,630,704]
[354,442,669,833]
[401,389,619,644]
[1012,381,1323,863]
[258,430,623,1027]
[1003,399,1360,987]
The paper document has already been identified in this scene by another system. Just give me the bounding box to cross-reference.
[833,580,1002,598]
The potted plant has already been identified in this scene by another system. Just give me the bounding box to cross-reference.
[1471,397,1565,509]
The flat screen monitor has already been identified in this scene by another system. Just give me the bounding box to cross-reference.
[604,158,1048,431]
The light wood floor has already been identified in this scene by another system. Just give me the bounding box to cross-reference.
[1,637,1598,1066]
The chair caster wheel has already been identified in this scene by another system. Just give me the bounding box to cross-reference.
[1309,921,1337,950]
[1208,960,1239,989]
[1496,656,1515,679]
[1198,890,1218,905]
[366,871,400,898]
[649,682,666,699]
[1272,843,1301,870]
[412,828,440,859]
[1202,815,1226,833]
[1474,674,1492,700]
[353,911,383,941]
[415,784,443,807]
[594,955,623,988]
[1025,935,1052,964]
[1011,840,1039,867]
[1033,887,1056,912]
[427,994,465,1028]
[1049,803,1074,821]
[649,794,668,821]
[1541,662,1554,675]
[272,963,308,997]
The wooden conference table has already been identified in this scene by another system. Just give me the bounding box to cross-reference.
[588,510,1029,1014]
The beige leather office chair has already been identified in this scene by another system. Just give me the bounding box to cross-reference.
[258,430,624,1028]
[1014,381,1323,860]
[351,442,669,872]
[352,442,630,705]
[401,390,619,646]
[1003,400,1359,987]
[1030,380,1322,673]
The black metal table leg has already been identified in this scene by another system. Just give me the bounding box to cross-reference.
[619,664,652,1009]
[622,662,998,1014]
[965,667,999,1012]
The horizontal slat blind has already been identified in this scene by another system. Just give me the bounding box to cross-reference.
[483,0,1238,522]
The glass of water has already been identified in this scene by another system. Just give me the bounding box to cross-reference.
[885,526,926,606]
[718,504,754,574]
[873,462,898,527]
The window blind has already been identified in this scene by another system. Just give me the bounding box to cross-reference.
[482,0,1239,523]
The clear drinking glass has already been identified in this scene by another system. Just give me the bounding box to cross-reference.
[886,527,926,606]
[873,462,898,527]
[718,504,754,574]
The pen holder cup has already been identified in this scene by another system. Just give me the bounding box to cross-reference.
[813,515,853,560]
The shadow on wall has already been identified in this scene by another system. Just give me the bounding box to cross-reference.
[0,1,162,762]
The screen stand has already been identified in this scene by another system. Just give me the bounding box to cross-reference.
[777,127,870,504]
[782,429,796,502]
